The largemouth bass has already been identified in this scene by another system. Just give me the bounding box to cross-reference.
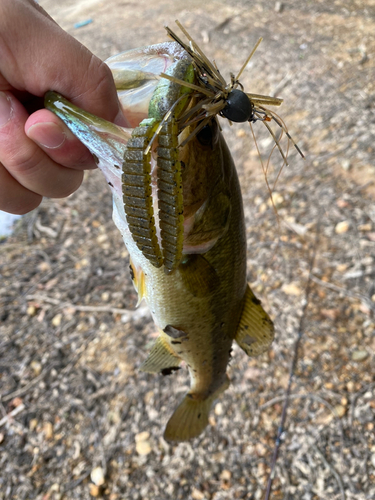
[45,30,275,442]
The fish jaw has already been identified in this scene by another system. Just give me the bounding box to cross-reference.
[106,42,189,127]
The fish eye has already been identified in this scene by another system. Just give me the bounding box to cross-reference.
[196,119,218,147]
[220,89,254,123]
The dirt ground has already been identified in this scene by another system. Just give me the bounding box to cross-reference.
[1,0,375,499]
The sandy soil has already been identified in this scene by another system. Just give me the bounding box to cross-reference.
[1,1,374,499]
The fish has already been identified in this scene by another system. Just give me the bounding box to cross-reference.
[44,25,275,442]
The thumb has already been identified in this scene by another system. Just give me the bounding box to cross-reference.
[0,0,125,126]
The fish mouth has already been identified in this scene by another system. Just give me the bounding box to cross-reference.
[44,90,190,271]
[44,37,222,273]
[45,90,226,271]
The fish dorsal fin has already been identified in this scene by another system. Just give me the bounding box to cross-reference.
[140,335,181,373]
[235,284,274,356]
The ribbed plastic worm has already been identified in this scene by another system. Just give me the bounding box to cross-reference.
[122,58,193,274]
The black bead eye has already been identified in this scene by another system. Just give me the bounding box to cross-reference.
[221,89,254,123]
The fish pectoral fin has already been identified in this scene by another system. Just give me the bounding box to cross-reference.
[184,191,231,250]
[140,335,181,373]
[178,254,220,298]
[129,258,147,307]
[164,376,230,442]
[235,284,275,357]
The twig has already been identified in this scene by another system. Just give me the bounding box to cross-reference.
[26,206,40,242]
[34,218,58,238]
[263,221,320,500]
[309,275,375,312]
[68,399,107,476]
[260,392,345,449]
[312,444,346,500]
[1,364,55,402]
[0,403,25,427]
[63,471,91,492]
[26,294,134,315]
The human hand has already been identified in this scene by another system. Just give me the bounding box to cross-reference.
[0,0,125,215]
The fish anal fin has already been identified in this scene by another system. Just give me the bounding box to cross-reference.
[164,375,229,442]
[140,335,181,373]
[235,284,274,357]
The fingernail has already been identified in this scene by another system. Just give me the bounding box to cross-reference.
[0,92,13,128]
[27,122,66,149]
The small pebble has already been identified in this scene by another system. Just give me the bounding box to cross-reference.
[275,2,284,13]
[358,223,372,231]
[335,221,350,234]
[346,381,355,392]
[89,484,101,497]
[30,360,42,376]
[43,421,54,440]
[282,283,302,296]
[27,305,36,316]
[38,261,51,272]
[220,469,231,481]
[269,192,284,207]
[97,234,108,244]
[334,405,346,418]
[52,314,62,327]
[135,432,152,455]
[91,466,105,486]
[191,488,205,500]
[11,397,23,407]
[341,159,351,171]
[214,402,224,415]
[29,418,38,432]
[351,350,369,361]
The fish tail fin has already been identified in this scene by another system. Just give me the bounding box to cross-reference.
[163,376,230,442]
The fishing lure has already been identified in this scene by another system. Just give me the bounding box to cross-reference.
[120,22,303,274]
[161,22,304,159]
